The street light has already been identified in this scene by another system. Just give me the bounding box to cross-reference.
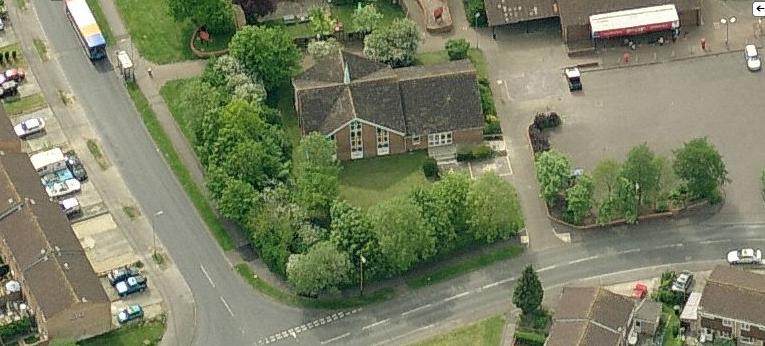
[359,254,367,296]
[720,16,736,49]
[152,210,164,257]
[474,12,481,49]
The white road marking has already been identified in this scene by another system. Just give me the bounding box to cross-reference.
[505,156,513,175]
[568,255,600,265]
[200,265,215,288]
[482,282,500,289]
[700,239,731,245]
[219,296,234,317]
[373,324,435,346]
[402,303,433,316]
[537,264,558,272]
[616,248,641,255]
[362,318,390,331]
[443,291,471,302]
[655,243,684,249]
[321,332,350,345]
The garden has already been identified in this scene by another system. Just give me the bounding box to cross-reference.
[531,112,729,227]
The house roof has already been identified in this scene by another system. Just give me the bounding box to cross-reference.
[699,265,765,325]
[485,0,558,26]
[557,0,701,28]
[293,51,483,136]
[0,151,108,319]
[634,299,662,322]
[547,287,635,346]
[0,115,20,152]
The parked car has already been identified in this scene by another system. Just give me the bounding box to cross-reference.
[727,248,762,264]
[745,44,762,71]
[59,197,81,218]
[13,117,45,138]
[117,304,144,324]
[0,80,18,98]
[107,266,139,286]
[45,178,81,198]
[64,153,87,182]
[0,18,5,31]
[41,168,74,187]
[115,275,147,297]
[4,68,25,82]
[671,270,694,294]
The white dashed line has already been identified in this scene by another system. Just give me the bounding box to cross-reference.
[655,243,684,249]
[443,291,471,302]
[321,332,351,345]
[402,303,433,316]
[616,248,641,255]
[537,264,558,272]
[362,318,390,331]
[568,255,600,265]
[200,265,215,288]
[700,239,731,245]
[219,296,234,317]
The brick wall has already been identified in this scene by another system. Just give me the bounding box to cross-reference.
[678,9,700,27]
[361,123,378,158]
[453,127,484,148]
[389,132,406,155]
[334,126,351,161]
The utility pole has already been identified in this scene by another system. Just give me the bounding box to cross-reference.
[359,254,367,296]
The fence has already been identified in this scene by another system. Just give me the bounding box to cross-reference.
[294,31,368,48]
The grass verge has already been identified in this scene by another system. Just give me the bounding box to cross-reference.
[339,151,430,208]
[407,244,524,289]
[125,82,234,251]
[662,306,682,346]
[159,78,199,142]
[78,317,166,345]
[33,38,48,62]
[114,0,195,63]
[416,48,488,80]
[14,0,26,10]
[235,263,395,309]
[86,0,115,46]
[122,205,141,219]
[86,138,111,169]
[411,315,505,346]
[2,93,46,115]
[0,43,27,68]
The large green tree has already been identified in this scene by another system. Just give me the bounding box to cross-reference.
[294,133,341,225]
[178,79,226,145]
[615,176,639,224]
[431,172,472,236]
[591,159,621,201]
[565,174,594,224]
[466,173,524,243]
[167,0,235,33]
[621,144,659,205]
[329,201,386,279]
[308,6,336,36]
[229,26,301,92]
[513,265,543,316]
[218,177,259,223]
[368,197,435,274]
[307,38,341,61]
[673,137,729,202]
[535,150,571,206]
[287,241,351,296]
[352,4,383,33]
[363,18,420,67]
[247,185,304,274]
[445,38,470,60]
[409,186,455,252]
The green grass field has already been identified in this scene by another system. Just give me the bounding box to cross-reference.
[410,315,505,346]
[339,151,430,208]
[416,48,489,80]
[407,245,524,288]
[79,318,165,346]
[3,93,47,115]
[160,78,199,142]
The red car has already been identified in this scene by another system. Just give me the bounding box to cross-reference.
[4,68,25,82]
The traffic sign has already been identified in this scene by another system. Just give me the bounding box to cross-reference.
[754,2,765,16]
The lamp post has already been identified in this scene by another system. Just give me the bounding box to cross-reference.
[359,254,367,296]
[474,12,481,49]
[720,16,736,49]
[152,210,164,257]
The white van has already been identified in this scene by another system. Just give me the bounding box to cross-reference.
[30,148,67,176]
[745,44,761,71]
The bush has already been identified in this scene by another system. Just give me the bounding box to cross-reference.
[472,145,495,160]
[445,38,470,60]
[478,79,496,117]
[0,318,31,339]
[528,125,550,153]
[484,121,501,135]
[465,0,487,27]
[422,157,439,179]
[514,331,546,346]
[456,148,474,162]
[533,112,561,130]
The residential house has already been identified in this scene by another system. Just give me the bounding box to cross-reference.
[697,265,765,345]
[546,287,636,346]
[632,299,662,338]
[292,50,484,161]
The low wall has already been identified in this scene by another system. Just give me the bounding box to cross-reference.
[190,28,229,59]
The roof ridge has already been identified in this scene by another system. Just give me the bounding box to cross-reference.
[708,279,765,294]
[397,69,476,81]
[345,87,357,120]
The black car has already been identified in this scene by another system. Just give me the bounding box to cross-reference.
[65,152,88,181]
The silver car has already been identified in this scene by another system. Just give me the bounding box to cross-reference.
[727,248,762,264]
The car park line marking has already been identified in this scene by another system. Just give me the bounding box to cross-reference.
[219,296,234,317]
[362,318,390,331]
[200,265,215,288]
[505,156,513,175]
[568,255,599,265]
[320,332,350,345]
[443,291,471,302]
[537,264,558,272]
[402,303,433,316]
[700,239,730,245]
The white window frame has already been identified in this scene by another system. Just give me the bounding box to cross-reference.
[412,135,421,146]
[740,336,755,344]
[719,330,732,339]
[328,134,336,142]
[350,120,363,159]
[376,128,389,156]
[427,131,453,147]
[722,319,733,328]
[741,322,751,331]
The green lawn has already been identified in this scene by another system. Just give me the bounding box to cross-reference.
[160,78,198,142]
[86,0,115,46]
[410,315,505,346]
[235,263,395,309]
[78,319,165,346]
[416,48,489,80]
[126,82,234,251]
[115,0,218,63]
[264,2,405,39]
[3,93,47,115]
[407,244,524,288]
[0,43,27,68]
[339,151,430,208]
[269,83,302,148]
[662,306,682,346]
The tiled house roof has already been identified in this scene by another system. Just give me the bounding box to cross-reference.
[547,287,635,346]
[699,265,765,325]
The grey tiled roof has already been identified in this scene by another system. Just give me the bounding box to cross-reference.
[700,265,765,325]
[547,287,635,346]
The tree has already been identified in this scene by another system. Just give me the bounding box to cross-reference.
[673,137,729,202]
[621,143,659,205]
[308,6,335,36]
[431,172,472,235]
[293,133,341,225]
[307,38,342,61]
[229,26,301,92]
[445,38,470,60]
[287,241,351,296]
[534,150,571,206]
[466,172,524,243]
[167,0,235,34]
[234,0,275,22]
[591,159,621,201]
[218,177,259,223]
[565,174,594,224]
[363,18,420,67]
[368,197,435,274]
[178,79,226,144]
[352,4,383,33]
[247,185,304,274]
[330,201,386,279]
[201,55,266,103]
[409,186,455,252]
[615,177,639,223]
[220,139,286,190]
[465,0,487,27]
[513,265,543,316]
[596,195,618,225]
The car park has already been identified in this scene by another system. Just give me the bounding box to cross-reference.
[59,197,81,218]
[13,117,45,138]
[115,275,147,297]
[671,270,694,294]
[45,178,81,198]
[107,266,139,286]
[64,151,88,181]
[727,248,762,264]
[745,44,761,71]
[117,304,144,324]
